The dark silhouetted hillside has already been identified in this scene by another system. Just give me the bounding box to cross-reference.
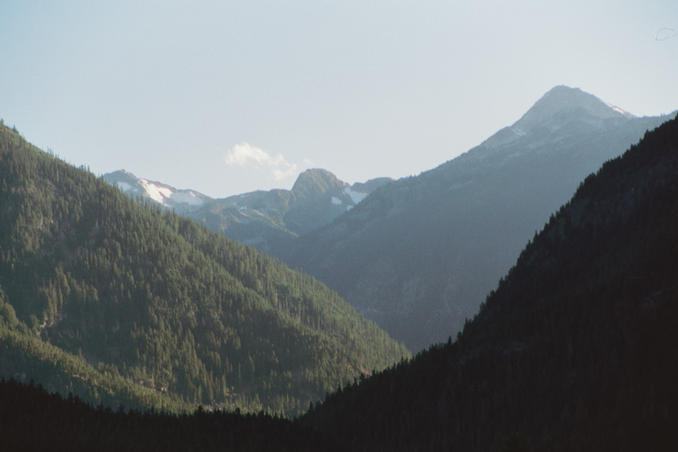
[0,378,341,452]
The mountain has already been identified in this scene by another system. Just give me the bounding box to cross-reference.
[0,123,409,415]
[277,86,674,351]
[286,169,382,235]
[103,168,391,252]
[104,169,210,213]
[5,109,678,451]
[303,112,678,451]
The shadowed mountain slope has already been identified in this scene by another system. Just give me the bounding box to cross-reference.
[303,114,678,451]
[280,86,673,350]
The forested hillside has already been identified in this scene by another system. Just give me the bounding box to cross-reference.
[303,115,678,450]
[0,325,189,412]
[0,123,409,416]
[0,378,341,452]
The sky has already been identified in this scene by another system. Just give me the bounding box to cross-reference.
[1,1,677,198]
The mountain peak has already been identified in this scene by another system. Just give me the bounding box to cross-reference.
[291,168,347,200]
[102,169,210,211]
[107,169,138,179]
[513,85,634,132]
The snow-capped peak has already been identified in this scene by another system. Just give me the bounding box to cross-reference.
[103,170,211,211]
[513,85,635,133]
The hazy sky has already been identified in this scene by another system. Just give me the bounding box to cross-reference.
[2,1,677,197]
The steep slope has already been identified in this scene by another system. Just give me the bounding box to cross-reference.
[104,168,391,252]
[280,86,673,350]
[286,168,360,234]
[0,325,189,412]
[303,115,678,451]
[0,124,409,416]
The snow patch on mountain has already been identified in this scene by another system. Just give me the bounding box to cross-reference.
[604,102,635,118]
[331,196,342,205]
[103,170,210,211]
[344,187,368,204]
[171,191,206,206]
[139,179,172,204]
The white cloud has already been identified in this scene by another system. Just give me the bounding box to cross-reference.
[224,142,298,181]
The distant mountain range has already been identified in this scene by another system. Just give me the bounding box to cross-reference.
[103,86,675,352]
[0,123,408,415]
[103,168,391,252]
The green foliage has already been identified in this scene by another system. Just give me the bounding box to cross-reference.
[0,297,19,329]
[0,378,342,452]
[0,326,188,412]
[0,123,409,416]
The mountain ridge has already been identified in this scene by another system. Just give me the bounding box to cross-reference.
[103,167,392,251]
[514,85,634,132]
[276,86,674,351]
